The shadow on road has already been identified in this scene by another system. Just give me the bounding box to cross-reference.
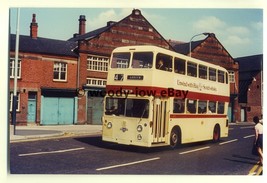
[74,136,169,153]
[224,154,259,165]
[74,136,220,154]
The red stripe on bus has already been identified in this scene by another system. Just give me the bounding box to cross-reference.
[106,85,229,102]
[170,114,227,118]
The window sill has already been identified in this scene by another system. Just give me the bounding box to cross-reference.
[53,79,67,83]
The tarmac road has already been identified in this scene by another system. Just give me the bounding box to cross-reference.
[9,122,262,176]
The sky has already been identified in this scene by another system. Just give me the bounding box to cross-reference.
[9,7,263,58]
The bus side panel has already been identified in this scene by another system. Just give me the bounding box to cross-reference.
[169,117,228,144]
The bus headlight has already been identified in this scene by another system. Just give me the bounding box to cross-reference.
[107,122,112,129]
[137,134,142,140]
[137,125,143,132]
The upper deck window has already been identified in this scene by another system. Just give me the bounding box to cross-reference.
[111,52,131,68]
[132,52,153,68]
[199,65,207,79]
[209,68,216,81]
[156,53,173,72]
[218,70,225,83]
[187,62,197,77]
[174,58,186,75]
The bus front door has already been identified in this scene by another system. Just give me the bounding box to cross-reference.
[152,98,169,144]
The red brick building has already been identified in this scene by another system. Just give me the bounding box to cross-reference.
[237,54,263,122]
[171,33,239,122]
[69,9,172,124]
[9,14,78,125]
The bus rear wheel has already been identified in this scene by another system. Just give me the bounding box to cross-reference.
[170,127,181,148]
[213,124,220,142]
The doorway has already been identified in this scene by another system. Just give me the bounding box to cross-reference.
[27,92,37,123]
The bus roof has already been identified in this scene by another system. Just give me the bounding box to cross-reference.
[112,45,228,72]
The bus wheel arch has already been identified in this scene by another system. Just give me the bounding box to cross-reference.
[170,126,181,148]
[212,124,221,142]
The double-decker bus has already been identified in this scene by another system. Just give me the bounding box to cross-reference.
[102,45,229,148]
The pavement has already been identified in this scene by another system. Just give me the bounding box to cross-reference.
[9,122,254,143]
[9,124,102,142]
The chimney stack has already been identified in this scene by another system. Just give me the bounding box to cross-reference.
[79,15,86,35]
[30,14,38,39]
[132,9,141,16]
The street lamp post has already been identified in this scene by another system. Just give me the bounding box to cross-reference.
[12,8,20,135]
[189,32,210,57]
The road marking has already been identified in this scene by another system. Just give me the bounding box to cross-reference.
[243,134,255,139]
[179,146,210,155]
[219,139,238,145]
[96,157,160,171]
[240,126,254,129]
[248,162,262,175]
[18,147,85,157]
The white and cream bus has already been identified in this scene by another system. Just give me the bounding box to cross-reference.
[102,45,229,148]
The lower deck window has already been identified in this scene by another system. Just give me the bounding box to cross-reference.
[208,101,216,113]
[187,99,197,113]
[198,100,207,113]
[217,102,225,114]
[173,99,185,113]
[105,98,149,118]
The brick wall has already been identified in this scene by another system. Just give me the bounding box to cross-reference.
[9,52,77,125]
[246,72,262,121]
[191,34,239,122]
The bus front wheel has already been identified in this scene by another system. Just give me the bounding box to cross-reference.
[170,127,181,148]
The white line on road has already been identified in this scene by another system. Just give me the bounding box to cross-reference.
[219,139,238,145]
[96,157,160,171]
[179,146,210,155]
[18,147,85,157]
[243,134,255,139]
[240,126,254,129]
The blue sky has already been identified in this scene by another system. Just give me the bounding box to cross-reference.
[8,7,263,58]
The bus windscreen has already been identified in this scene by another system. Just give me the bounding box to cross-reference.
[105,97,149,118]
